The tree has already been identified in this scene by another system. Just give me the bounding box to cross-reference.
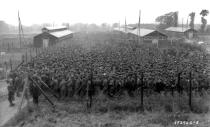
[189,12,195,29]
[155,11,178,30]
[200,9,209,32]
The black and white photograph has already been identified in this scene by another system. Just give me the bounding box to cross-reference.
[0,0,210,126]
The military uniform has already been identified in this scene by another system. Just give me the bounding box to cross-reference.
[67,77,74,97]
[14,76,22,97]
[59,78,67,99]
[7,79,15,106]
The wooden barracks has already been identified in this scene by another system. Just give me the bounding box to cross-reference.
[33,26,73,48]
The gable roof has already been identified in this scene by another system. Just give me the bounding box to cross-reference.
[165,27,197,32]
[43,26,67,31]
[128,28,155,37]
[34,29,73,39]
[114,27,167,37]
[50,30,73,38]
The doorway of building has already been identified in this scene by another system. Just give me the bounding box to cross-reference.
[43,38,49,48]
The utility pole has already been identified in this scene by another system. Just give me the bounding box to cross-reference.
[138,10,141,44]
[18,11,22,48]
[182,18,184,32]
[18,11,26,48]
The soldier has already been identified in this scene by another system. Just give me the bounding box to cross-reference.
[7,78,15,107]
[102,78,108,95]
[59,77,67,99]
[79,77,87,98]
[29,74,41,106]
[86,79,92,108]
[108,78,114,97]
[52,76,59,95]
[14,75,22,97]
[22,72,40,106]
[66,76,74,98]
[50,76,57,91]
[75,77,81,97]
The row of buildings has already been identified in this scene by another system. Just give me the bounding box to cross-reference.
[113,25,198,45]
[33,25,199,48]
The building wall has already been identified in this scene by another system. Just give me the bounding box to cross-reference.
[184,30,198,39]
[142,31,168,44]
[33,33,58,48]
[33,32,74,48]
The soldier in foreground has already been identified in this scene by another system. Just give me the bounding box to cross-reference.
[7,78,16,107]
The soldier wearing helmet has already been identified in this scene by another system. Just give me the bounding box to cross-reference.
[7,78,15,106]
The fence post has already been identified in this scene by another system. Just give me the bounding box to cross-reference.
[25,52,28,63]
[10,58,12,71]
[22,54,25,64]
[4,62,8,79]
[35,48,37,57]
[30,48,32,61]
[189,71,192,111]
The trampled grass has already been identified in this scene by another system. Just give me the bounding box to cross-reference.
[3,91,210,127]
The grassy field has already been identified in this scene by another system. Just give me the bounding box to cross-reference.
[3,91,210,127]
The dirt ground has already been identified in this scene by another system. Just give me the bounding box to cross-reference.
[0,81,27,127]
[0,96,27,127]
[0,81,7,97]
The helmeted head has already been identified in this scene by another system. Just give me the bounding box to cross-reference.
[6,78,12,84]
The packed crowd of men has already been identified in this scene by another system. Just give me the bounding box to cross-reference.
[6,32,209,106]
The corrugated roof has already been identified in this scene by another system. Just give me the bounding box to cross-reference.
[128,28,155,37]
[165,27,191,32]
[114,27,165,37]
[44,26,67,31]
[114,26,136,31]
[113,27,128,33]
[50,30,73,38]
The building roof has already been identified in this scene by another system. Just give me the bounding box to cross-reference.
[165,27,195,32]
[128,28,155,37]
[114,27,168,37]
[43,26,67,31]
[50,30,73,38]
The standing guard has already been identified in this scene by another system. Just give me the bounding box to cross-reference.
[7,78,16,107]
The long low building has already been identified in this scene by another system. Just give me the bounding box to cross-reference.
[164,27,198,40]
[33,26,73,48]
[114,26,168,44]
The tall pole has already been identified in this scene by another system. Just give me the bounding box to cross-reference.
[119,21,120,31]
[124,17,127,42]
[138,10,141,44]
[186,17,189,29]
[18,11,26,48]
[18,11,22,49]
[125,17,127,33]
[182,18,184,32]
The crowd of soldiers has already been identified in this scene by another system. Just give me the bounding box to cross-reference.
[6,71,41,106]
[6,32,209,107]
[6,42,148,106]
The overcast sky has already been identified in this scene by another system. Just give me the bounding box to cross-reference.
[1,0,210,26]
